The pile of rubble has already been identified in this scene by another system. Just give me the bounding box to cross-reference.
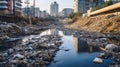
[73,31,120,47]
[94,44,120,67]
[73,31,120,66]
[0,22,23,41]
[0,35,62,67]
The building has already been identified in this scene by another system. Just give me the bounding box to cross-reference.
[74,0,90,13]
[62,8,73,17]
[104,0,120,3]
[50,1,59,17]
[22,6,41,18]
[0,0,22,15]
[22,7,49,18]
[35,8,40,18]
[74,0,104,13]
[39,10,49,18]
[22,6,34,17]
[90,0,104,8]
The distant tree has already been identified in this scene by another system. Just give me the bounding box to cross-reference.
[102,0,113,8]
[94,0,113,10]
[69,13,82,19]
[95,6,102,10]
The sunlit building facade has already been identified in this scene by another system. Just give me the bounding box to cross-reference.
[62,8,73,17]
[0,0,22,15]
[74,0,90,13]
[50,1,59,17]
[104,0,120,3]
[74,0,104,13]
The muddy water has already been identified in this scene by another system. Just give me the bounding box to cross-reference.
[47,29,112,67]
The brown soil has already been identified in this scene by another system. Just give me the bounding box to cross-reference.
[65,15,120,34]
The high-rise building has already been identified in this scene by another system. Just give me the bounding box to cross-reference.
[104,0,120,3]
[22,7,33,17]
[90,0,104,8]
[15,0,22,14]
[74,0,90,13]
[39,10,49,18]
[35,8,40,18]
[0,0,22,15]
[62,8,73,17]
[50,1,59,17]
[22,6,40,17]
[22,6,49,18]
[74,0,104,13]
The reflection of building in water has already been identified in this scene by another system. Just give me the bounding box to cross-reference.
[40,29,64,36]
[89,46,93,53]
[74,37,79,52]
[74,37,99,53]
[74,37,88,53]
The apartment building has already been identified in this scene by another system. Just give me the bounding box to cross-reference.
[0,0,22,15]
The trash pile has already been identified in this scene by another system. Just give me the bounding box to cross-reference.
[73,31,120,67]
[0,35,62,67]
[0,22,23,42]
[93,44,120,67]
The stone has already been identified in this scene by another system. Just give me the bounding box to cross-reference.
[105,44,118,50]
[93,57,103,64]
[13,54,24,59]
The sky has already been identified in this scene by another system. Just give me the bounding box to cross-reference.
[22,0,74,13]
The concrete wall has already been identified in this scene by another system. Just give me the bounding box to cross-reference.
[88,2,120,17]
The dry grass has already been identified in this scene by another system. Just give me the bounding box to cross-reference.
[65,15,120,33]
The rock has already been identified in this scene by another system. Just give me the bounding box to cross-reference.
[13,54,24,59]
[8,48,14,54]
[93,57,103,64]
[105,44,118,50]
[0,31,62,66]
[98,52,106,58]
[109,63,120,67]
[10,60,19,64]
[64,49,70,52]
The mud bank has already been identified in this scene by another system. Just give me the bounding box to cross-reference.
[0,35,62,67]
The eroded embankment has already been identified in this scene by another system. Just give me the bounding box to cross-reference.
[65,15,120,34]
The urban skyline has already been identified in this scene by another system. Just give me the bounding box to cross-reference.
[50,1,59,17]
[22,0,74,13]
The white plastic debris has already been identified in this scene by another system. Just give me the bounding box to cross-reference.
[93,57,103,63]
[105,44,117,50]
[13,54,24,59]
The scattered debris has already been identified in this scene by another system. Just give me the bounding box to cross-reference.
[93,57,103,64]
[0,35,62,67]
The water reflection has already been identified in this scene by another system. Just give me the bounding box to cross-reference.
[48,35,112,67]
[74,37,100,53]
[40,29,64,36]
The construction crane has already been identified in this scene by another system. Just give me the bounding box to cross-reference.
[33,0,36,17]
[25,0,30,16]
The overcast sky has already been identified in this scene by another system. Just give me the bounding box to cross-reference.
[22,0,74,13]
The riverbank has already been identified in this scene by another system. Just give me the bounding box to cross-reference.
[65,15,120,34]
[0,19,59,43]
[64,15,120,66]
[0,35,62,67]
[0,19,63,67]
[0,18,120,67]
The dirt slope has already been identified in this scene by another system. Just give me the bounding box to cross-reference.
[66,15,120,33]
